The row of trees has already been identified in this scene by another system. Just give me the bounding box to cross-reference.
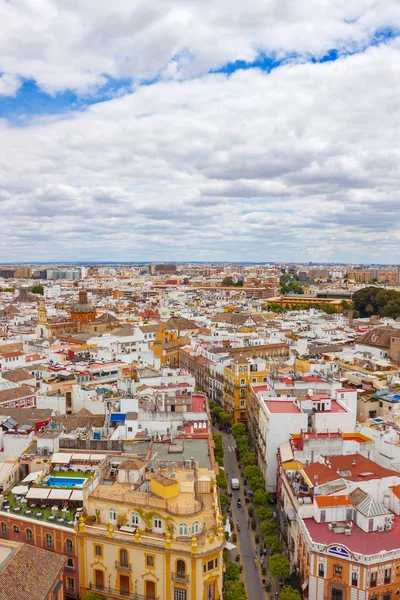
[279,272,304,295]
[222,276,244,287]
[268,299,352,314]
[223,555,247,600]
[232,424,292,587]
[352,286,400,319]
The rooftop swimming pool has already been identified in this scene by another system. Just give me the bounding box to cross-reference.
[386,395,400,401]
[46,477,86,488]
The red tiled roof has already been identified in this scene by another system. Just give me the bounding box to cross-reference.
[264,400,301,414]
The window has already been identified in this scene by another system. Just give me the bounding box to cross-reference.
[384,569,391,584]
[67,558,74,569]
[320,510,326,523]
[95,545,103,557]
[26,529,33,542]
[240,400,246,408]
[67,577,75,591]
[131,512,139,526]
[208,560,214,571]
[13,525,19,534]
[334,565,342,575]
[177,560,186,578]
[1,523,7,535]
[109,508,117,522]
[352,572,358,586]
[332,589,342,600]
[45,533,53,547]
[120,549,129,567]
[153,518,162,530]
[66,539,74,552]
[318,563,325,577]
[383,594,391,600]
[174,590,187,600]
[179,523,189,536]
[206,582,215,600]
[146,555,154,567]
[191,521,199,535]
[240,379,246,385]
[370,572,377,588]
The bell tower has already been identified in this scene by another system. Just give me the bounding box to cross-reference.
[37,297,48,325]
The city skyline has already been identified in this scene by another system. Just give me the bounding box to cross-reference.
[1,2,400,261]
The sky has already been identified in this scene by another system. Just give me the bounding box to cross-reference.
[1,1,400,263]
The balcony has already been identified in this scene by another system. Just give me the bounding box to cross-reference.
[115,560,132,571]
[89,583,159,599]
[171,571,189,582]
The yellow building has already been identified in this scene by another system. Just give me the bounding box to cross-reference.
[223,356,270,423]
[78,461,224,600]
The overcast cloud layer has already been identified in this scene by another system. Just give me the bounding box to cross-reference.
[1,0,400,262]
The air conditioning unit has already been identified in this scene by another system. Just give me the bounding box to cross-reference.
[385,523,392,531]
[378,525,384,532]
[344,528,351,536]
[385,516,391,522]
[328,523,333,531]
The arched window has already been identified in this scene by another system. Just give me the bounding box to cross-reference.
[131,512,139,526]
[191,521,200,535]
[120,549,129,567]
[13,525,19,534]
[177,560,186,578]
[1,523,7,535]
[109,508,117,522]
[26,529,33,542]
[46,533,53,547]
[179,523,189,536]
[66,539,74,552]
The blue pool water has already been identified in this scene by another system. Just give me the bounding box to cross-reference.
[46,477,86,488]
[387,395,400,401]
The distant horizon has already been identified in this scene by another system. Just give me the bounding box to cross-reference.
[0,261,399,268]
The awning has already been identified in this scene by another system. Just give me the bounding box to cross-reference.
[22,471,43,483]
[90,454,106,461]
[48,489,72,500]
[225,542,237,551]
[302,579,309,591]
[70,490,84,501]
[51,452,72,464]
[26,488,50,499]
[110,413,126,423]
[71,453,91,461]
[280,442,294,463]
[287,508,297,521]
[12,485,29,495]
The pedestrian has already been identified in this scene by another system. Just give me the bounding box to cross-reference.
[263,548,267,556]
[255,558,259,566]
[254,548,258,558]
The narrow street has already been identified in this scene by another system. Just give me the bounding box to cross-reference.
[222,431,267,600]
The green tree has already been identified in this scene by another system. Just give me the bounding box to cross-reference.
[216,474,228,489]
[232,423,246,438]
[261,519,277,536]
[222,277,235,287]
[258,507,274,520]
[223,581,247,600]
[252,489,268,507]
[244,465,262,480]
[220,411,233,425]
[242,452,256,467]
[269,554,290,581]
[220,494,230,510]
[266,534,282,554]
[279,586,302,600]
[83,593,105,600]
[225,561,241,581]
[30,284,44,295]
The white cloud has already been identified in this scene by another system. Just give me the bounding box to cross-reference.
[1,38,400,261]
[0,73,21,96]
[0,0,400,93]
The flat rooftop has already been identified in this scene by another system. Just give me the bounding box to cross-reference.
[264,400,301,414]
[150,439,211,469]
[304,516,400,555]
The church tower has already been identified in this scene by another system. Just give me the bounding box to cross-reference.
[37,297,48,325]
